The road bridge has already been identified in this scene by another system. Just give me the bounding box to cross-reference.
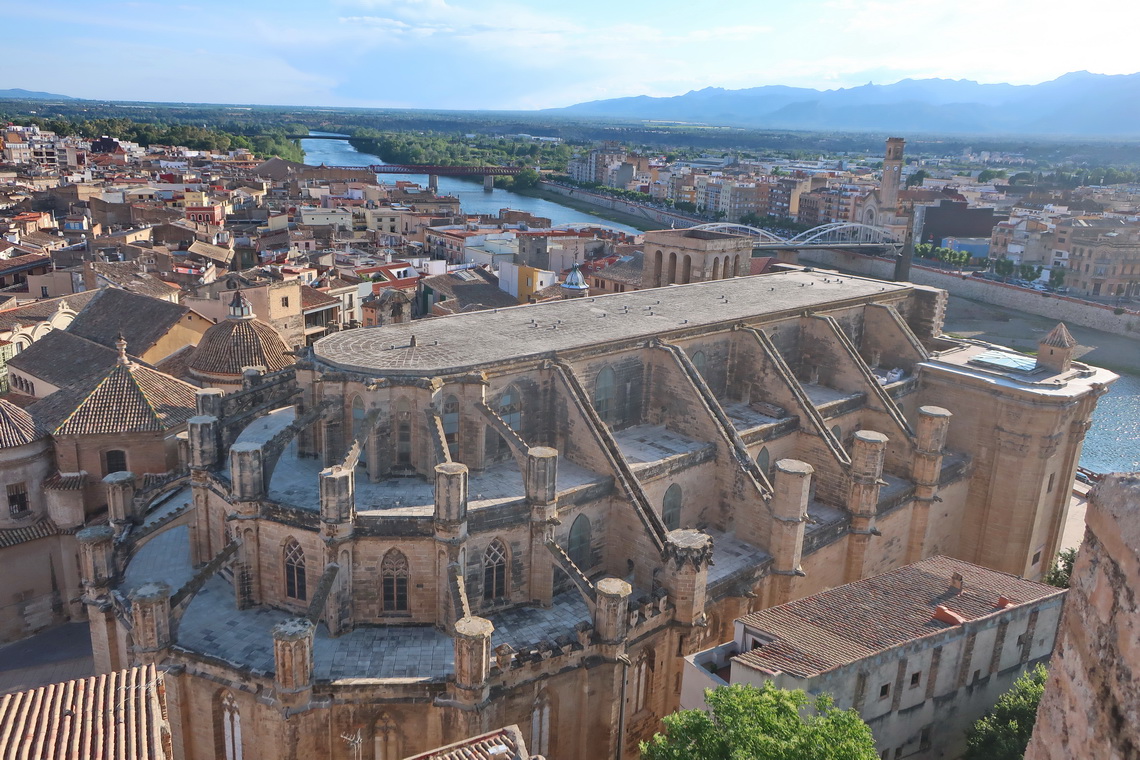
[692,222,904,255]
[324,163,524,191]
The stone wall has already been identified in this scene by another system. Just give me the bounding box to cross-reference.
[1024,473,1140,760]
[800,249,1140,338]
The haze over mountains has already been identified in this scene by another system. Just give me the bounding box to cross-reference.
[548,71,1140,137]
[0,88,74,100]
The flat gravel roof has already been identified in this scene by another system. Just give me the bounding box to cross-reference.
[314,270,911,375]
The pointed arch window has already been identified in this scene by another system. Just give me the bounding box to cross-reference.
[662,483,682,531]
[381,549,409,612]
[395,399,412,466]
[483,539,508,602]
[350,396,366,443]
[594,366,616,425]
[531,693,551,757]
[498,385,522,431]
[374,713,400,760]
[756,447,771,478]
[631,649,656,713]
[568,514,592,571]
[442,394,460,460]
[690,350,707,378]
[220,692,242,760]
[283,539,306,601]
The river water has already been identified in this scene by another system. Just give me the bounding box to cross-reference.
[300,133,1138,475]
[300,133,641,234]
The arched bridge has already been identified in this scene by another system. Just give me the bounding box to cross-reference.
[693,222,903,251]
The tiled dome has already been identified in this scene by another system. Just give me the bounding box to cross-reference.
[188,317,293,378]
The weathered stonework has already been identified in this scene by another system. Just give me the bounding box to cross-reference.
[1024,473,1140,760]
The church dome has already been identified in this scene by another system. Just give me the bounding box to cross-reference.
[0,398,43,449]
[187,292,293,380]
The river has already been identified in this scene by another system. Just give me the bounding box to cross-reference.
[300,133,642,235]
[300,133,1138,475]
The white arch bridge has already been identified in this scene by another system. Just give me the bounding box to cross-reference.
[693,222,904,251]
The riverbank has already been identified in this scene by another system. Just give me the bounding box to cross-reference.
[509,185,661,232]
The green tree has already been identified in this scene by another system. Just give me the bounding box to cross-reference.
[1018,264,1043,282]
[1044,547,1078,588]
[994,258,1016,278]
[641,683,879,760]
[964,664,1048,760]
[1048,268,1067,288]
[906,169,930,187]
[978,169,1007,183]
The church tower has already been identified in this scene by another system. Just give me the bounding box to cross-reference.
[881,137,905,211]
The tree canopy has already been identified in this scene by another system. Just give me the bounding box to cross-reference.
[963,664,1048,760]
[640,683,879,760]
[1044,547,1078,588]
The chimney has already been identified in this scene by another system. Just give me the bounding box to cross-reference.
[933,604,966,626]
[950,571,964,593]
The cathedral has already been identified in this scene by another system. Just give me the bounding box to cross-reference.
[70,265,1112,759]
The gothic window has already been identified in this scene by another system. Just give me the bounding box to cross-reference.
[662,483,682,531]
[631,650,655,713]
[442,394,460,460]
[530,694,551,757]
[350,396,366,444]
[831,424,843,443]
[498,385,522,431]
[690,350,707,378]
[483,539,508,602]
[381,549,409,612]
[284,539,306,601]
[568,514,592,571]
[756,447,771,478]
[395,399,412,466]
[104,449,127,476]
[594,367,616,425]
[373,713,400,760]
[220,692,242,760]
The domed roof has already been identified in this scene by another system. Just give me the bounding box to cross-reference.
[0,398,43,448]
[188,317,294,378]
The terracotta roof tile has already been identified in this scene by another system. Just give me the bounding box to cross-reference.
[0,663,172,759]
[1041,322,1077,349]
[732,556,1063,679]
[7,330,123,389]
[187,317,293,378]
[0,290,99,333]
[0,397,43,448]
[0,516,58,548]
[403,725,530,760]
[68,288,189,354]
[300,284,339,310]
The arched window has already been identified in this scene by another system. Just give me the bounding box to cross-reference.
[350,396,366,443]
[690,350,707,378]
[667,251,677,284]
[662,483,682,531]
[594,367,616,425]
[283,539,306,601]
[756,447,771,477]
[498,385,522,431]
[531,693,551,757]
[483,539,508,602]
[681,254,692,284]
[381,549,409,612]
[442,394,460,460]
[568,514,592,571]
[831,424,843,442]
[395,399,412,466]
[374,713,400,760]
[653,250,663,287]
[104,449,127,476]
[631,650,656,713]
[220,692,242,760]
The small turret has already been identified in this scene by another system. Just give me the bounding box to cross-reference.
[1037,322,1077,373]
[560,263,589,299]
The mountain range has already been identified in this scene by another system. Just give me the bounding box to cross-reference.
[0,88,74,100]
[546,72,1140,137]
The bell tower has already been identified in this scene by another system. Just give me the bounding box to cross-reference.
[881,137,905,211]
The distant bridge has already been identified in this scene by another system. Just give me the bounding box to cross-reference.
[321,163,525,190]
[693,222,904,252]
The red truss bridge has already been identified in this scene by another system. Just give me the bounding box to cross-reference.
[325,164,524,190]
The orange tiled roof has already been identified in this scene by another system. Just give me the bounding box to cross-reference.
[0,397,43,448]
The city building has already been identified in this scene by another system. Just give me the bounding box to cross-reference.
[75,263,1111,760]
[682,556,1064,759]
[1065,223,1140,298]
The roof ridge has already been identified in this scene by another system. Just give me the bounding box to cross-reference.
[51,365,119,435]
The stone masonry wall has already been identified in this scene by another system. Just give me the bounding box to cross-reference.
[1024,473,1140,760]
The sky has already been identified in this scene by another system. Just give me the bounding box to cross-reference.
[5,0,1140,110]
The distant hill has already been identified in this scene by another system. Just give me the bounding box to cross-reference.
[546,72,1140,137]
[0,88,75,100]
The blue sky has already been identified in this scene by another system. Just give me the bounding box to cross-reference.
[5,0,1138,109]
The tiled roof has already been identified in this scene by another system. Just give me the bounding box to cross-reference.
[1041,322,1077,349]
[0,254,50,276]
[68,287,188,354]
[86,262,181,300]
[187,317,293,378]
[30,360,199,436]
[43,472,88,491]
[0,397,43,448]
[732,556,1063,679]
[7,330,123,389]
[0,516,58,548]
[0,663,172,760]
[0,290,99,333]
[403,725,531,760]
[593,253,643,287]
[300,284,339,310]
[186,239,234,265]
[422,269,518,314]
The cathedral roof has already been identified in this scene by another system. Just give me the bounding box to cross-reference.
[0,398,43,448]
[29,350,199,436]
[1040,322,1077,349]
[187,311,293,378]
